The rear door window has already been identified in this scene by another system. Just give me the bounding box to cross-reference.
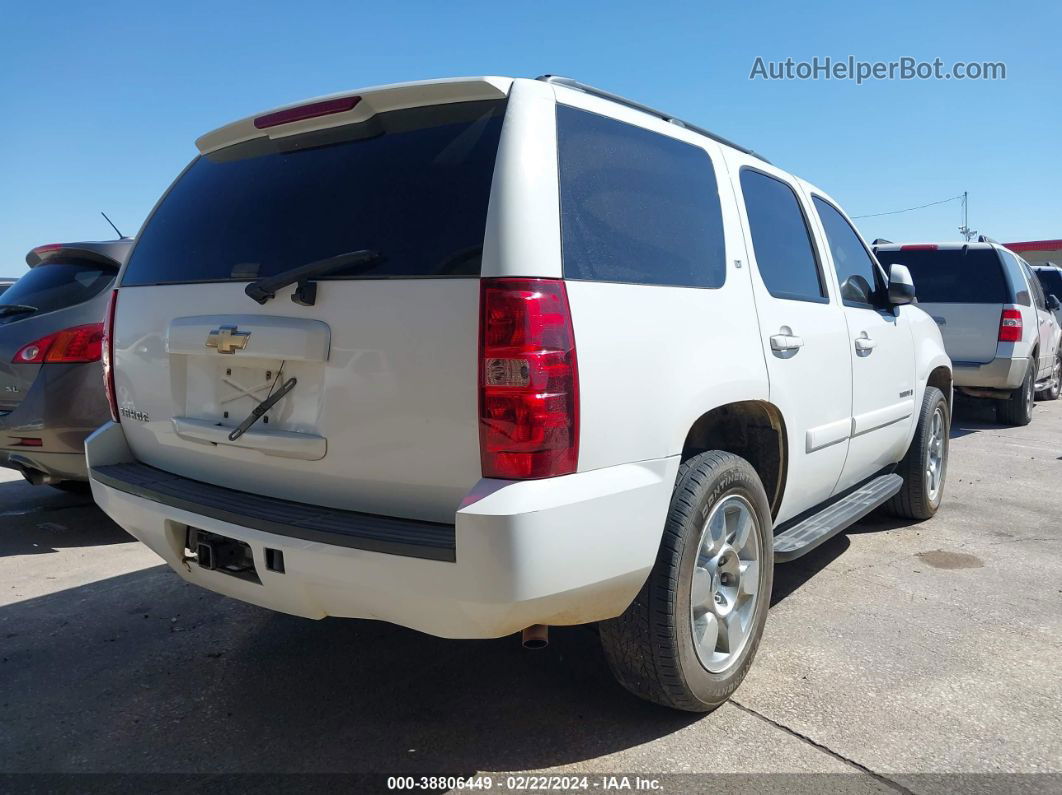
[556,104,726,288]
[739,169,826,302]
[121,100,507,286]
[0,262,115,319]
[874,248,1008,303]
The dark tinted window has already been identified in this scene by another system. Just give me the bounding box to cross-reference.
[122,100,506,286]
[0,262,115,320]
[812,197,882,306]
[557,105,726,288]
[874,248,1007,303]
[1020,261,1047,309]
[1036,269,1062,301]
[740,170,825,302]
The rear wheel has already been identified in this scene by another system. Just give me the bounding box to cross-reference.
[886,386,949,520]
[1035,351,1061,401]
[996,363,1035,426]
[598,451,773,712]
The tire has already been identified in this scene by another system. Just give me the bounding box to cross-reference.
[886,386,949,520]
[996,362,1035,426]
[1035,350,1061,401]
[48,481,91,495]
[598,451,773,712]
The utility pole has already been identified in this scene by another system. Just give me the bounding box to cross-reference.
[958,191,976,241]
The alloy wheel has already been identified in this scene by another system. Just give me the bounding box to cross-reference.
[690,494,762,673]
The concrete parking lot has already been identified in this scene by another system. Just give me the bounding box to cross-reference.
[1,398,1060,793]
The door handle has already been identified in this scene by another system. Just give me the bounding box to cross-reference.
[770,333,804,352]
[854,334,877,354]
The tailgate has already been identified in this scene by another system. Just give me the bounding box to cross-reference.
[919,302,1002,364]
[111,86,510,524]
[113,281,480,523]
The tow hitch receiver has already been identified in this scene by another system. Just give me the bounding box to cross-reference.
[186,527,260,584]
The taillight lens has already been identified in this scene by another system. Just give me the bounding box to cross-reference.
[479,278,579,479]
[254,96,361,129]
[12,323,105,364]
[102,289,119,422]
[999,308,1023,343]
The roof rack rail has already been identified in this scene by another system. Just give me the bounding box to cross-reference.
[871,238,893,245]
[978,234,1001,244]
[536,75,770,163]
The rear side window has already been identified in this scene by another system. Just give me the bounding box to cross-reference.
[1019,260,1047,310]
[122,100,506,286]
[739,170,825,302]
[556,105,726,288]
[812,197,884,306]
[0,262,115,317]
[1036,269,1062,300]
[874,248,1008,303]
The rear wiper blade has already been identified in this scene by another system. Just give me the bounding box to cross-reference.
[245,249,381,305]
[228,377,297,441]
[0,304,37,317]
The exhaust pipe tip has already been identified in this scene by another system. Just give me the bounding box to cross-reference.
[521,624,549,649]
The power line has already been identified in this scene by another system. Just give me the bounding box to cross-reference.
[851,194,964,219]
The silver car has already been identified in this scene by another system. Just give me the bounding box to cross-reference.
[0,239,131,488]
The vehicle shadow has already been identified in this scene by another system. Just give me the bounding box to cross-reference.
[0,567,700,775]
[0,478,131,557]
[950,394,1004,438]
[770,534,849,607]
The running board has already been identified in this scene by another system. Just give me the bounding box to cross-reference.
[773,474,903,563]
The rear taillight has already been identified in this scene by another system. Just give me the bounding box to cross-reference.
[478,278,579,479]
[999,307,1023,343]
[102,289,119,422]
[12,323,105,364]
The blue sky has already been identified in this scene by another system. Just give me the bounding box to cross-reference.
[2,0,1059,273]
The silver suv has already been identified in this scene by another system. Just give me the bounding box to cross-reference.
[876,241,1062,421]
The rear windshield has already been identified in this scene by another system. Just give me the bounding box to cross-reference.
[0,262,115,320]
[1036,269,1062,300]
[122,100,506,286]
[873,248,1007,303]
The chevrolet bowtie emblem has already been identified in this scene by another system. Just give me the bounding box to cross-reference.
[206,325,251,354]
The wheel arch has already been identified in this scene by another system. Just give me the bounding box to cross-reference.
[681,401,787,519]
[926,365,953,411]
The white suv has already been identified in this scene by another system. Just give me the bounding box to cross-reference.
[88,76,952,712]
[875,242,1062,421]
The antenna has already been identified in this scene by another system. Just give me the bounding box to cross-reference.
[100,211,123,239]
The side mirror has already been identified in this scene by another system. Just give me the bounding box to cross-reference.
[1048,294,1061,311]
[888,263,916,305]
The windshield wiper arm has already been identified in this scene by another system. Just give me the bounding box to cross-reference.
[0,304,38,317]
[245,249,381,305]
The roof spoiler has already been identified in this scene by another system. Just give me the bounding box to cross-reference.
[537,75,770,164]
[26,239,133,269]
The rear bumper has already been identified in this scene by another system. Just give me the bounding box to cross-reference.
[0,449,87,481]
[953,356,1028,391]
[87,422,678,639]
[0,361,109,482]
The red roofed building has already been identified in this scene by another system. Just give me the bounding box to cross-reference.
[1005,239,1062,265]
